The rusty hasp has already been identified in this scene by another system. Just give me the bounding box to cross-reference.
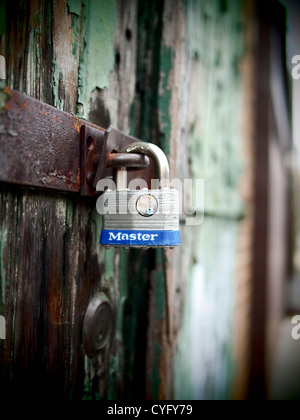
[0,86,99,194]
[80,124,107,196]
[0,87,152,196]
[100,126,155,189]
[106,153,150,169]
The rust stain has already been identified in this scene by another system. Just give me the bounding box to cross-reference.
[73,118,82,133]
[3,86,12,96]
[0,88,101,194]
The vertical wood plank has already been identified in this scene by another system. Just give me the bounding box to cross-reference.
[0,0,117,399]
[0,0,269,401]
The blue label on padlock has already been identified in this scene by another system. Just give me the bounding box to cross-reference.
[100,230,181,247]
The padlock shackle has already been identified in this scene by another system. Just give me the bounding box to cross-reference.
[122,142,170,187]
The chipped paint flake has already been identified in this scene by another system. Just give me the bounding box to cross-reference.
[77,0,116,118]
[67,0,81,16]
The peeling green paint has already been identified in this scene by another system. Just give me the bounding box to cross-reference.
[158,44,173,157]
[186,0,244,217]
[70,13,79,56]
[53,63,65,110]
[174,0,245,400]
[77,0,116,118]
[67,0,81,58]
[103,247,115,281]
[67,0,81,16]
[175,219,238,400]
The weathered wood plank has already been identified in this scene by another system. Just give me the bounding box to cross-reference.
[0,186,105,398]
[77,0,140,399]
[155,0,247,400]
[53,0,81,113]
[0,0,115,399]
[0,0,255,401]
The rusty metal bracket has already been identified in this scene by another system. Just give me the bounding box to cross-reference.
[100,126,154,190]
[80,125,107,197]
[80,125,150,196]
[0,87,153,197]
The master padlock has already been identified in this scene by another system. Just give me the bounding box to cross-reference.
[99,142,181,249]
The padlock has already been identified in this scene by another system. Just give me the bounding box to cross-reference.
[99,142,181,249]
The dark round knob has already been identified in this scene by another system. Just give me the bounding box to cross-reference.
[83,292,113,358]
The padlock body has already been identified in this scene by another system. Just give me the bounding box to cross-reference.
[100,189,181,248]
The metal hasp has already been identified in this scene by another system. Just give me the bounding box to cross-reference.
[82,292,113,358]
[80,125,107,196]
[0,87,153,196]
[0,86,86,193]
[80,125,151,196]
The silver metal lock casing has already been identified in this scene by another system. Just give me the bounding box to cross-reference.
[100,188,181,248]
[100,141,181,248]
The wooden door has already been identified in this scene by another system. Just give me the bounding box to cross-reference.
[0,0,143,400]
[0,0,184,401]
[0,0,273,401]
